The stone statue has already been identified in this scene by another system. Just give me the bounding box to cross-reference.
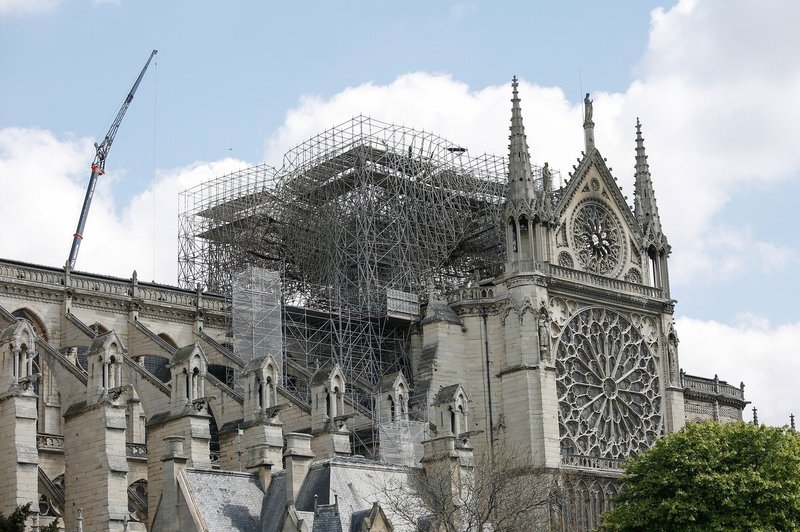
[538,310,550,363]
[584,93,593,123]
[542,162,552,192]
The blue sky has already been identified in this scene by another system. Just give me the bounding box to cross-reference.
[1,0,798,426]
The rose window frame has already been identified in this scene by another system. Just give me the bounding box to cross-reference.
[555,307,662,460]
[571,200,624,276]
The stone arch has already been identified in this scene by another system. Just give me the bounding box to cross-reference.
[157,333,178,349]
[12,307,49,341]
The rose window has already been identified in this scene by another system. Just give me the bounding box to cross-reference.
[556,308,661,460]
[572,201,622,275]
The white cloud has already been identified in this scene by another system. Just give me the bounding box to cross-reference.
[0,0,60,15]
[0,127,247,284]
[677,315,799,428]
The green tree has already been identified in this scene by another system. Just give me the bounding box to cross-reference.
[602,422,800,531]
[0,503,59,532]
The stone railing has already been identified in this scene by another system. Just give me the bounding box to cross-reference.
[549,264,664,299]
[126,443,148,460]
[37,433,65,452]
[0,259,227,312]
[683,373,745,401]
[561,453,624,471]
[445,286,499,304]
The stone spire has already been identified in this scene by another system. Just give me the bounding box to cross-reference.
[633,118,665,245]
[507,76,535,203]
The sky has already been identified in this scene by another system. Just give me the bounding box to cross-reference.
[0,0,798,427]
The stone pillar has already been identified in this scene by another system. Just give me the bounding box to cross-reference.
[420,433,474,524]
[0,389,39,520]
[63,399,129,532]
[150,436,188,532]
[146,407,211,529]
[284,433,314,506]
[311,427,351,459]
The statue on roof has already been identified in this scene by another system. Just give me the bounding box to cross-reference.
[584,93,593,124]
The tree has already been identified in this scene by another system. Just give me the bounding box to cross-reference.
[0,503,59,532]
[601,422,800,531]
[377,441,567,531]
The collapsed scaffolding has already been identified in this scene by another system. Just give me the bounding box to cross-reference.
[178,116,554,458]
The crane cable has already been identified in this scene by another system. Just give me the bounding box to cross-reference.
[152,54,158,282]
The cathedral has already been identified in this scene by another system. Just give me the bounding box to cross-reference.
[0,80,747,531]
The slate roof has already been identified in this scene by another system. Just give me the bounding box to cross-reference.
[183,468,263,531]
[172,343,201,365]
[312,505,343,532]
[261,470,286,532]
[261,456,416,532]
[420,297,463,326]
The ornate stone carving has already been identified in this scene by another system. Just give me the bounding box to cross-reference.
[558,251,574,268]
[571,200,623,276]
[556,308,662,460]
[624,267,642,285]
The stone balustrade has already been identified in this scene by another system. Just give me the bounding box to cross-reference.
[126,442,148,460]
[0,259,227,312]
[561,452,624,471]
[37,433,65,452]
[683,373,745,401]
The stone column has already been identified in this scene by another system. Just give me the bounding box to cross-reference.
[63,398,129,532]
[0,388,39,520]
[284,433,314,506]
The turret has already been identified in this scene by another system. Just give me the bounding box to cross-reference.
[633,118,670,294]
[505,77,554,268]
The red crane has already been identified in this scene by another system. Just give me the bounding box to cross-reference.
[66,49,158,270]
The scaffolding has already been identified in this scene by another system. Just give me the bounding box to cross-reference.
[232,266,283,365]
[178,116,555,458]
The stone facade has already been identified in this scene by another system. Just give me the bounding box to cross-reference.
[0,81,749,530]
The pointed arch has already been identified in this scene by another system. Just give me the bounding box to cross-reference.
[12,307,49,341]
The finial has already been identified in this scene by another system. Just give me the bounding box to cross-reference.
[791,413,796,431]
[752,407,759,426]
[512,75,518,89]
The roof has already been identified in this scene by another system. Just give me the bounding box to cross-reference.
[433,384,465,405]
[263,456,415,532]
[312,505,343,532]
[260,470,287,532]
[420,297,463,327]
[172,343,202,366]
[183,468,263,531]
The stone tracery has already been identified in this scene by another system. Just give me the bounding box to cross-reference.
[556,307,662,460]
[572,201,622,275]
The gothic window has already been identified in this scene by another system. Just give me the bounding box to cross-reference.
[571,201,623,275]
[556,308,662,460]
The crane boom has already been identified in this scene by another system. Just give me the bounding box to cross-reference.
[66,49,158,270]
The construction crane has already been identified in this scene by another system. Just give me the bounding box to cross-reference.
[66,49,158,270]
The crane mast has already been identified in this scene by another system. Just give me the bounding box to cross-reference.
[66,49,158,270]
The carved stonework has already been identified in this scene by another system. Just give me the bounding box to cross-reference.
[558,251,574,268]
[571,200,624,276]
[555,307,662,460]
[624,267,642,285]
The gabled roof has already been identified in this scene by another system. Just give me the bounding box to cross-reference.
[171,342,207,366]
[86,330,126,358]
[0,319,34,345]
[433,383,468,405]
[311,361,345,386]
[183,468,264,531]
[554,148,642,239]
[420,296,463,327]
